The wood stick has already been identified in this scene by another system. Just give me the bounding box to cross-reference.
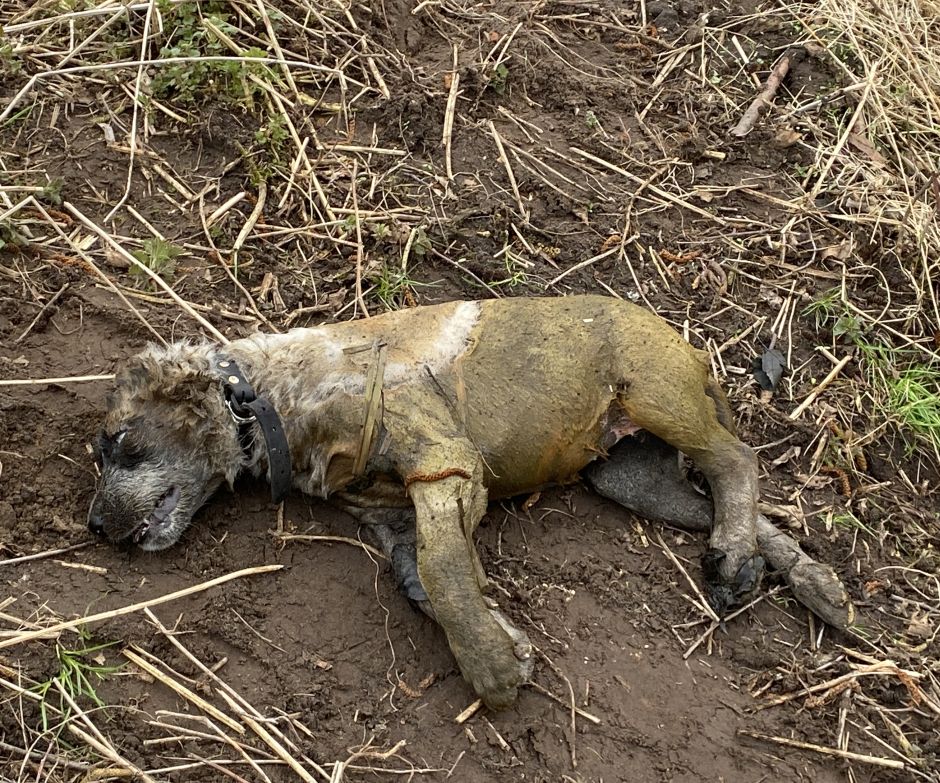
[730,47,804,138]
[0,565,282,649]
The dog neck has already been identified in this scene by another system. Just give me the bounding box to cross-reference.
[217,338,367,500]
[212,355,292,503]
[218,302,482,499]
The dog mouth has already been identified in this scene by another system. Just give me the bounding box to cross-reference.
[130,486,181,545]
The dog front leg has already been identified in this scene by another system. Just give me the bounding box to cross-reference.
[409,475,533,710]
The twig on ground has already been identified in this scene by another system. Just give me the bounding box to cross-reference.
[454,699,483,724]
[730,47,804,137]
[488,120,528,221]
[230,182,267,276]
[443,45,460,181]
[272,533,386,560]
[69,724,157,783]
[217,690,324,783]
[0,542,95,566]
[545,247,618,289]
[789,354,853,419]
[145,609,332,779]
[655,532,720,623]
[104,0,157,221]
[758,661,929,710]
[64,201,227,342]
[124,646,245,734]
[14,282,69,342]
[349,159,370,319]
[526,681,602,724]
[0,565,282,649]
[535,648,579,768]
[0,375,114,387]
[738,730,906,769]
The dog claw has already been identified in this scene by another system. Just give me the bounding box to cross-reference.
[702,548,765,617]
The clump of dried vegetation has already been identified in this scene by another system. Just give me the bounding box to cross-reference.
[0,0,937,780]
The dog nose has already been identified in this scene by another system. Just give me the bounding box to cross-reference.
[88,512,106,537]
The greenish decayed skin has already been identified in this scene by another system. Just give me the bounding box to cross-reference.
[239,296,760,709]
[94,295,762,710]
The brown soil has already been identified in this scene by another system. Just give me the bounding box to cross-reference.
[1,0,938,781]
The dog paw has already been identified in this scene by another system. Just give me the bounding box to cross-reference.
[453,610,533,710]
[702,548,765,616]
[465,643,533,710]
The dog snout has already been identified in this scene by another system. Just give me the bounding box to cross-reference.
[88,509,106,537]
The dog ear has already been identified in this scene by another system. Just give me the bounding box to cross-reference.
[111,346,220,417]
[107,352,160,414]
[150,353,222,419]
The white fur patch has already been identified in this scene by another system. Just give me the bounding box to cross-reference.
[242,301,481,402]
[420,300,479,371]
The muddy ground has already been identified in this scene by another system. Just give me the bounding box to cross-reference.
[1,0,938,781]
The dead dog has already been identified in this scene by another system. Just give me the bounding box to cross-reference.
[89,295,853,709]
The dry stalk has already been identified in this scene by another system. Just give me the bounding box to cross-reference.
[739,730,906,769]
[123,647,244,734]
[217,690,325,783]
[64,201,227,343]
[0,565,282,649]
[0,375,115,387]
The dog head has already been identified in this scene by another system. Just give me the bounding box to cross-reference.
[88,343,243,551]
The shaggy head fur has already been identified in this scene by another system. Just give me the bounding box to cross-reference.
[89,343,243,550]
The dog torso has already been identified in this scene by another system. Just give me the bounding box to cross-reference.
[225,295,710,502]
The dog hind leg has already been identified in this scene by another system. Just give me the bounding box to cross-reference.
[618,363,763,614]
[366,513,437,620]
[587,435,855,628]
[586,432,713,530]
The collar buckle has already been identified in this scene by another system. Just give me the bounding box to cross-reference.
[225,397,257,425]
[215,355,292,504]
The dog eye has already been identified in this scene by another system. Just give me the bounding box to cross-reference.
[96,427,135,468]
[112,433,146,469]
[114,446,145,468]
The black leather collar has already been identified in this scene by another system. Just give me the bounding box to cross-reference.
[215,357,292,504]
